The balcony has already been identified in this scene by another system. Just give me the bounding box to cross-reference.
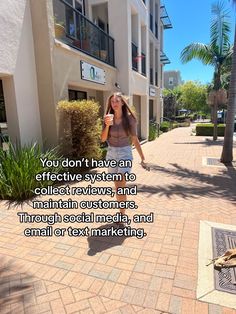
[53,0,115,66]
[160,5,173,29]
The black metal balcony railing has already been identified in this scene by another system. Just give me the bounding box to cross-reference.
[132,42,138,71]
[53,0,115,66]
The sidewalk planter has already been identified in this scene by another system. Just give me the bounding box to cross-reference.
[196,123,225,136]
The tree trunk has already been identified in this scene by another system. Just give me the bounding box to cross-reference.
[210,106,214,122]
[212,69,222,141]
[213,103,218,141]
[221,24,236,163]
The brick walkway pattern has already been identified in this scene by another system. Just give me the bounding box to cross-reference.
[0,125,236,314]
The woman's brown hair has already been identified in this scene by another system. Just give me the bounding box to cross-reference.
[105,92,136,136]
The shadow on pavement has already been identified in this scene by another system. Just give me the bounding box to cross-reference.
[174,138,236,147]
[133,163,236,203]
[0,258,34,314]
[87,223,127,256]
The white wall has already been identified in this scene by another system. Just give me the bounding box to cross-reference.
[108,0,130,95]
[0,0,42,146]
[0,1,26,75]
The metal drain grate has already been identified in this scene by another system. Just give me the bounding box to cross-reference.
[203,157,236,167]
[207,158,222,166]
[212,228,236,294]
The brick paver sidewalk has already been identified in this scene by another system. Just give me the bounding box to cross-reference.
[0,125,236,314]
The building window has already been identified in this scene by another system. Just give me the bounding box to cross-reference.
[150,68,153,85]
[155,22,158,38]
[168,77,173,86]
[132,42,138,71]
[98,18,105,31]
[64,0,83,13]
[141,52,146,76]
[155,71,158,86]
[69,89,87,101]
[150,13,153,32]
[75,0,83,13]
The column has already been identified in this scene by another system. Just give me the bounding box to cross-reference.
[141,95,148,140]
[136,14,141,73]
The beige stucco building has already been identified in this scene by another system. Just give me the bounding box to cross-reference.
[0,0,172,148]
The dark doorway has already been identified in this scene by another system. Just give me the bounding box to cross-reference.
[149,99,154,120]
[68,89,87,101]
[0,80,6,123]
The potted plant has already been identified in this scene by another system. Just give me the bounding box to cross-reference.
[54,15,65,39]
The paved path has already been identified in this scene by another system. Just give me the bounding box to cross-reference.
[0,125,236,314]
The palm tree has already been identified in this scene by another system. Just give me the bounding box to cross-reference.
[221,1,236,163]
[180,1,233,141]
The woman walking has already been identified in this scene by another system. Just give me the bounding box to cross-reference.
[101,92,147,218]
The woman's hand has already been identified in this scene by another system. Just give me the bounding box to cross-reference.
[104,115,113,127]
[140,160,150,171]
[101,115,113,142]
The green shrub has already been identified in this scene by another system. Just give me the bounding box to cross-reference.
[196,123,225,136]
[172,123,179,129]
[58,100,102,160]
[100,142,108,160]
[160,121,171,132]
[173,115,195,122]
[0,143,62,200]
[173,116,187,123]
[149,120,159,141]
[178,121,190,127]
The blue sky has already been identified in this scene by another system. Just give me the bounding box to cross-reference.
[163,0,235,84]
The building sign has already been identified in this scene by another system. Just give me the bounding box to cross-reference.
[149,87,156,97]
[80,61,106,85]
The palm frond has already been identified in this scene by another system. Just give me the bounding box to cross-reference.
[232,0,236,7]
[180,43,215,65]
[210,2,231,54]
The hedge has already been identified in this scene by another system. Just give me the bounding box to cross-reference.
[58,100,102,160]
[196,123,225,136]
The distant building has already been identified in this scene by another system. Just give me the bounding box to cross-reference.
[164,70,182,90]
